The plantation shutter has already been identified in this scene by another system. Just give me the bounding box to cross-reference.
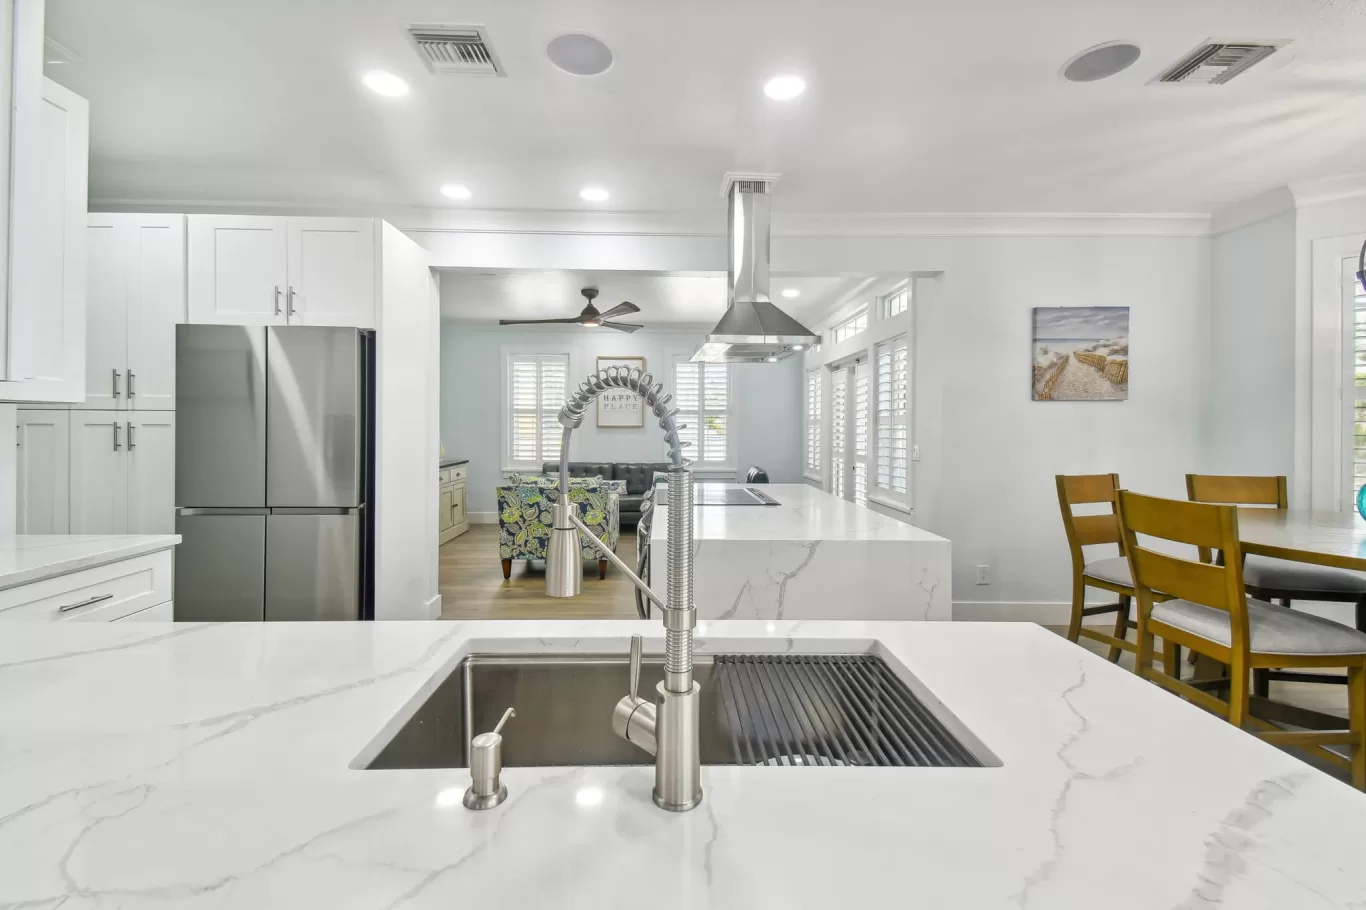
[510,353,568,466]
[674,359,730,464]
[831,367,848,500]
[853,360,870,506]
[1353,265,1366,502]
[875,335,909,497]
[806,370,822,474]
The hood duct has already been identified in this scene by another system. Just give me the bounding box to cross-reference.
[692,174,820,364]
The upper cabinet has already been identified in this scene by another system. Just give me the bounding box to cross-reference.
[83,215,187,410]
[0,5,90,405]
[188,216,376,328]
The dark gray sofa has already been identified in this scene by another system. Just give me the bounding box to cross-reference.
[541,461,672,529]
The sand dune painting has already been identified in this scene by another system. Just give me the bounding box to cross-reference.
[1032,307,1129,401]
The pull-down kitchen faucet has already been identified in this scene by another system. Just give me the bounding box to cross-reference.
[543,365,701,812]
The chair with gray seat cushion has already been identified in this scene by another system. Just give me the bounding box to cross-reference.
[1056,474,1171,663]
[1118,489,1366,790]
[1186,474,1366,695]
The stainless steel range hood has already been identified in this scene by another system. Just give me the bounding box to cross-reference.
[691,175,820,364]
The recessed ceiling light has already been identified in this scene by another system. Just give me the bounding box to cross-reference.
[547,33,614,76]
[579,186,610,202]
[792,344,805,351]
[766,356,779,362]
[781,288,801,299]
[440,183,472,201]
[1062,42,1141,82]
[362,70,409,97]
[764,74,806,100]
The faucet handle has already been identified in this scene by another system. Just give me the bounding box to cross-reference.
[463,706,515,810]
[629,635,642,701]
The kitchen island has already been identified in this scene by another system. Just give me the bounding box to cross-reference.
[1,619,1362,908]
[649,483,951,620]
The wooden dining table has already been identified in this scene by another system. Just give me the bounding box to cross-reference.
[1236,508,1366,573]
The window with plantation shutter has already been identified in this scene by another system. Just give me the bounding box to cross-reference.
[805,370,822,476]
[853,360,870,506]
[875,334,909,499]
[507,353,569,468]
[1351,261,1366,504]
[673,358,731,465]
[831,367,848,499]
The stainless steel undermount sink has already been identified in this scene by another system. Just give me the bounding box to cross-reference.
[360,653,993,770]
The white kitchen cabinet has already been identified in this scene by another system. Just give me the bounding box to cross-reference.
[126,413,176,534]
[0,547,174,623]
[438,462,469,545]
[0,74,89,403]
[188,215,287,325]
[69,413,127,534]
[188,216,375,328]
[15,410,69,533]
[82,214,187,410]
[286,218,376,327]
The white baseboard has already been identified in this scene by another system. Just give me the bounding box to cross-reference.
[469,511,498,525]
[953,601,1114,625]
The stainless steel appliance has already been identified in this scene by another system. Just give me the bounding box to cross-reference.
[174,325,374,621]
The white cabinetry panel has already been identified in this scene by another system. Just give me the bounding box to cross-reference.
[127,413,176,534]
[15,409,69,533]
[82,218,129,409]
[188,215,287,325]
[286,218,375,328]
[69,413,128,534]
[127,217,187,409]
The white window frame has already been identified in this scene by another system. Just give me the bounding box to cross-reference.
[673,356,734,470]
[880,283,910,320]
[805,369,822,481]
[829,305,869,344]
[873,333,910,506]
[501,347,572,472]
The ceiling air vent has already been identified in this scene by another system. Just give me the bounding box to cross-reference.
[408,25,504,76]
[1156,41,1285,85]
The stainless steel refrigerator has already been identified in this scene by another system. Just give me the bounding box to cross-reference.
[174,325,375,621]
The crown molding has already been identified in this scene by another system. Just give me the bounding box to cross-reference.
[1289,173,1366,209]
[1209,186,1297,235]
[92,198,1213,239]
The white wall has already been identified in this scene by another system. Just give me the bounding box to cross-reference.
[1205,211,1296,476]
[374,224,440,619]
[439,320,804,517]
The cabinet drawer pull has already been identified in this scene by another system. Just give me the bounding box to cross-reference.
[274,285,282,315]
[59,593,114,613]
[113,423,121,451]
[127,421,135,449]
[286,286,296,317]
[112,369,121,398]
[127,371,136,397]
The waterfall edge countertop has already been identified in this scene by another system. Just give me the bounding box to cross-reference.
[0,534,181,591]
[0,619,1361,908]
[649,484,952,620]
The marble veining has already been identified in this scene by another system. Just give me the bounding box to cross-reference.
[0,534,180,591]
[0,620,1363,908]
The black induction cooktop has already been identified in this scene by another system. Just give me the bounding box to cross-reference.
[655,485,780,507]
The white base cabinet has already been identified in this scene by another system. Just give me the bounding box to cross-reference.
[439,463,469,545]
[188,216,376,328]
[0,548,173,622]
[15,410,70,533]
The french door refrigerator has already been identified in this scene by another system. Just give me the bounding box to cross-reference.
[174,325,375,621]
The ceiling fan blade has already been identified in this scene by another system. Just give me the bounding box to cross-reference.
[499,318,582,325]
[600,321,643,334]
[597,301,641,320]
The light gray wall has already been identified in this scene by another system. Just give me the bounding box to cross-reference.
[1205,211,1296,476]
[440,323,804,516]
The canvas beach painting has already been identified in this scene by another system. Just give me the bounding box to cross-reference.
[1032,307,1129,401]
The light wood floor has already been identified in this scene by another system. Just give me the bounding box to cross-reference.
[439,524,639,620]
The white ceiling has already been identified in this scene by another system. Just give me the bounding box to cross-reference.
[45,0,1366,215]
[438,271,855,325]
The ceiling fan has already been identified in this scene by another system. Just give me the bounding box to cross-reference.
[499,287,643,333]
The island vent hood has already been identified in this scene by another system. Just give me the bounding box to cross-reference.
[691,174,820,364]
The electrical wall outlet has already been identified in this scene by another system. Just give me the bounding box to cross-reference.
[974,565,990,585]
[911,445,921,462]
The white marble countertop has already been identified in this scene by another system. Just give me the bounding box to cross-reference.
[0,534,180,591]
[650,483,947,543]
[0,619,1362,908]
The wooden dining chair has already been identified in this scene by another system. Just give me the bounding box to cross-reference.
[1118,490,1366,790]
[1057,474,1167,663]
[1187,474,1366,696]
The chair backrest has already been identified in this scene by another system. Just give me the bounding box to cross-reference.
[1184,474,1287,563]
[1116,490,1251,652]
[1055,474,1124,571]
[746,466,770,484]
